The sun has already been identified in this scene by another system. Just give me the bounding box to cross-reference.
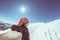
[20,7,26,12]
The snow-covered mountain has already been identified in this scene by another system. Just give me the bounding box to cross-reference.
[0,19,60,40]
[28,19,60,40]
[0,22,22,40]
[0,22,11,31]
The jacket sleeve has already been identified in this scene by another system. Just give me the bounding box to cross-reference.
[11,25,19,31]
[11,25,24,33]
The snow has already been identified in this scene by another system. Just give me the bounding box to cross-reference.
[0,28,11,35]
[0,19,60,40]
[28,19,60,40]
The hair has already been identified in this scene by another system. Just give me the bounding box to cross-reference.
[18,18,29,27]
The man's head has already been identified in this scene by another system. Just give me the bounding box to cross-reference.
[18,18,29,27]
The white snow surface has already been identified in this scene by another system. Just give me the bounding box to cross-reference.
[28,19,60,40]
[0,28,11,35]
[0,19,60,40]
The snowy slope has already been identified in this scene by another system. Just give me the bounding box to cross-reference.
[28,19,60,40]
[0,19,60,40]
[0,23,22,40]
[0,22,11,34]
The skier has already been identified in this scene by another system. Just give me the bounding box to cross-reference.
[11,18,30,40]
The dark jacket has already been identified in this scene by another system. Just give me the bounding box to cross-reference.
[11,25,30,40]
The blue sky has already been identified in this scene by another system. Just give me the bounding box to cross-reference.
[0,0,60,24]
